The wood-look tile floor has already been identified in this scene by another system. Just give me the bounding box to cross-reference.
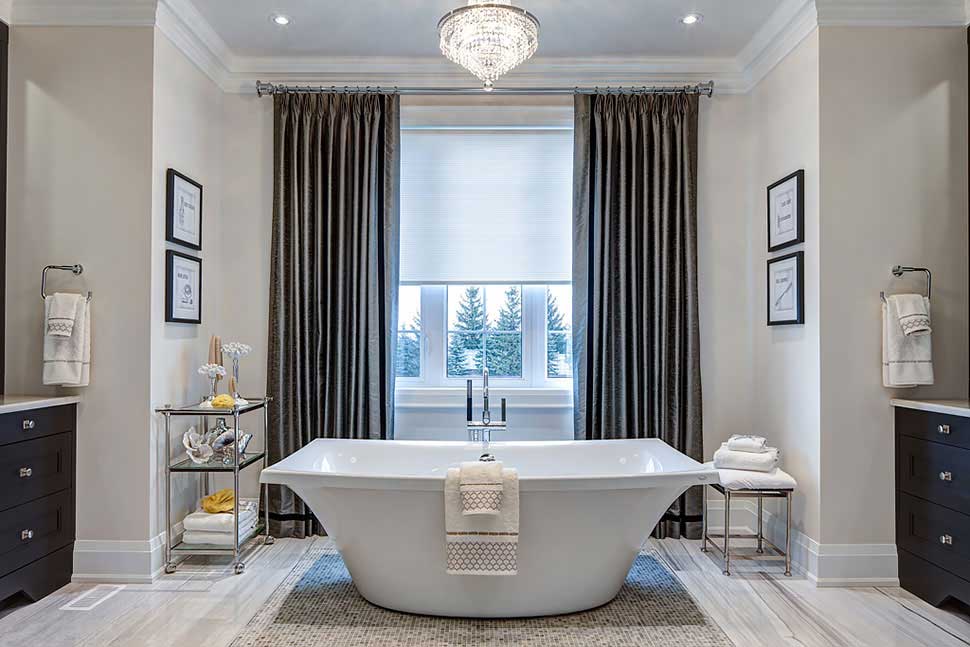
[0,537,967,647]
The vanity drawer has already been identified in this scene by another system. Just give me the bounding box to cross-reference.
[896,408,970,451]
[0,433,73,512]
[0,405,76,448]
[897,435,970,515]
[0,489,74,580]
[898,492,970,583]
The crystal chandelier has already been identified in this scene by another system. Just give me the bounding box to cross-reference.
[438,0,540,91]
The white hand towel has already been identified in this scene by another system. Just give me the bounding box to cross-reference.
[182,522,259,547]
[445,467,518,575]
[892,294,932,337]
[726,434,768,453]
[458,460,504,515]
[883,298,933,387]
[43,295,91,387]
[46,292,81,337]
[713,444,779,472]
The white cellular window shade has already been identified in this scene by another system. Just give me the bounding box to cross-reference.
[399,129,573,284]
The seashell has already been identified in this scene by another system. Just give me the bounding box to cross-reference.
[182,428,214,464]
[236,433,253,455]
[211,429,236,451]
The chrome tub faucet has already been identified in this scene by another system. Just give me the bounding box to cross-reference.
[466,368,507,448]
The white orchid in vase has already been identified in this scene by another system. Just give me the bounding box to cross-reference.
[197,363,226,405]
[221,342,252,404]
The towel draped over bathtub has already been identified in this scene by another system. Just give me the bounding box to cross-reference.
[445,466,519,576]
[458,460,504,515]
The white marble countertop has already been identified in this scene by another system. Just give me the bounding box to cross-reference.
[0,394,80,415]
[891,398,970,417]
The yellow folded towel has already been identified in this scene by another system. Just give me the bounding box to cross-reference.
[201,488,235,513]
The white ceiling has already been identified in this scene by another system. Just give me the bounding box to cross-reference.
[190,0,784,59]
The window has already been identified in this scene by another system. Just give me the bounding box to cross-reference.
[396,125,572,389]
[396,286,422,378]
[447,285,522,378]
[545,285,572,378]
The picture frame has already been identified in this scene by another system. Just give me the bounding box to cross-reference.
[767,251,804,326]
[166,250,202,324]
[166,169,203,251]
[767,169,804,252]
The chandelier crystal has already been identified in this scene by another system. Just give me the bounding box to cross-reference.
[438,0,540,90]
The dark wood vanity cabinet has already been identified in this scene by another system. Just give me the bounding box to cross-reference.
[0,404,76,604]
[896,406,970,605]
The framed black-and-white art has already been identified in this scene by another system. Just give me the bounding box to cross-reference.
[767,169,804,252]
[767,251,804,326]
[166,250,202,324]
[166,169,203,250]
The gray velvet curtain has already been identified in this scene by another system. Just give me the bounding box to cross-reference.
[267,93,400,537]
[572,93,703,539]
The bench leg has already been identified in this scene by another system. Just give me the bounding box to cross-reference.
[757,494,764,554]
[785,491,792,576]
[700,485,708,552]
[723,490,731,575]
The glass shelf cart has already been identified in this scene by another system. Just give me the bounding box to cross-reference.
[156,398,274,575]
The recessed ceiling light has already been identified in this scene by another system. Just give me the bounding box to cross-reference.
[681,13,702,25]
[271,13,291,26]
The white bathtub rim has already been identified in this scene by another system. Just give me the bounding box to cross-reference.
[259,438,717,492]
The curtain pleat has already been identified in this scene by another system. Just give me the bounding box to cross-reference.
[573,93,703,539]
[267,93,400,538]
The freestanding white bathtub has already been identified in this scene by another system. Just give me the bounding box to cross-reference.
[260,438,715,618]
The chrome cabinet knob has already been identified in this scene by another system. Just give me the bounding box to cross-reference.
[941,534,954,545]
[18,467,32,478]
[20,529,33,541]
[940,471,953,481]
[22,419,35,430]
[939,424,951,435]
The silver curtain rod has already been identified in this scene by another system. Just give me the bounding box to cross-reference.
[255,80,714,98]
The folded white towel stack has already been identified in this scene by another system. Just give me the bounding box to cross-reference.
[43,294,91,387]
[181,499,258,546]
[726,434,767,453]
[458,460,504,516]
[883,296,933,387]
[713,443,779,472]
[445,467,518,576]
[893,293,932,337]
[705,462,798,490]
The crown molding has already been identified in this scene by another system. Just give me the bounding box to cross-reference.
[815,0,968,27]
[737,0,818,91]
[154,0,231,88]
[10,0,157,26]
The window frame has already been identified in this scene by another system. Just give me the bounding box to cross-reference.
[395,284,571,390]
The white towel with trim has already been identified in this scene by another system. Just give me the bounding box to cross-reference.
[713,444,779,472]
[458,460,504,515]
[883,298,933,387]
[46,292,80,337]
[445,467,518,576]
[43,295,90,387]
[892,294,932,337]
[726,434,767,453]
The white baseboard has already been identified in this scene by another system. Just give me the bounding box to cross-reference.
[706,497,898,586]
[73,524,182,584]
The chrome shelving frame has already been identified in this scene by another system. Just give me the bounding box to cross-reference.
[156,398,274,575]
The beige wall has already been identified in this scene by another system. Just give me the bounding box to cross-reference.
[750,31,822,544]
[6,27,155,549]
[818,27,969,550]
[149,29,228,539]
[697,93,756,455]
